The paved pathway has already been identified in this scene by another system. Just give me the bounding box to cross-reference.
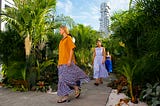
[0,74,116,106]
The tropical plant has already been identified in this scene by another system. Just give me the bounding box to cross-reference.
[0,26,27,91]
[121,62,137,103]
[36,81,49,92]
[109,0,160,105]
[70,24,100,49]
[140,82,160,106]
[36,59,54,80]
[1,0,56,59]
[1,0,57,90]
[69,24,101,76]
[54,14,76,29]
[0,27,25,66]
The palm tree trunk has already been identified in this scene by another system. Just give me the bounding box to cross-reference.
[25,34,32,57]
[24,33,32,89]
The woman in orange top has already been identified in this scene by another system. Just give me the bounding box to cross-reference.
[57,26,89,103]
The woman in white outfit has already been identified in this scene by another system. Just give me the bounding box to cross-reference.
[93,40,108,86]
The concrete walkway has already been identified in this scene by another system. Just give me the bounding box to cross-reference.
[0,74,116,106]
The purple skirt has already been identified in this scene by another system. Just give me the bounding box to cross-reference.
[57,63,90,96]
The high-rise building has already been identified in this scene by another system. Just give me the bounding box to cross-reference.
[99,1,110,37]
[0,0,14,31]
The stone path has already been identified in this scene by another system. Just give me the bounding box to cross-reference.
[0,74,117,106]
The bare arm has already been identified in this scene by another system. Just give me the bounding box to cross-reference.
[102,47,106,64]
[92,48,96,64]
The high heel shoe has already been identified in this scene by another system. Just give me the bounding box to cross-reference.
[57,99,70,103]
[100,81,103,84]
[57,95,70,103]
[94,83,99,86]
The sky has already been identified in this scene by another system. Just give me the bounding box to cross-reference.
[56,0,130,30]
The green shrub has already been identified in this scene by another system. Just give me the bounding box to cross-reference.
[140,82,160,106]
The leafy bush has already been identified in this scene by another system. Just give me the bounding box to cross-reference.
[140,82,160,106]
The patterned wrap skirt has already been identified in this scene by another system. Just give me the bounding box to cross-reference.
[57,63,90,96]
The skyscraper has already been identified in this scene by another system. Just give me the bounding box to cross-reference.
[99,1,110,37]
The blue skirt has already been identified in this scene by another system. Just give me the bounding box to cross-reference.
[105,60,112,73]
[57,63,90,96]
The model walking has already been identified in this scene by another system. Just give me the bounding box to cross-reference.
[57,26,89,103]
[93,40,108,86]
[105,51,113,74]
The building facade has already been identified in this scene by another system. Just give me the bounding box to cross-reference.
[99,1,110,37]
[0,0,14,31]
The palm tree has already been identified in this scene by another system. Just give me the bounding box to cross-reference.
[129,0,133,9]
[69,24,101,76]
[1,0,57,88]
[54,14,76,29]
[110,0,160,101]
[71,24,100,49]
[121,62,137,103]
[2,0,56,57]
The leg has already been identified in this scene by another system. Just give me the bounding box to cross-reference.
[94,78,100,86]
[69,80,81,90]
[99,78,103,84]
[73,85,81,98]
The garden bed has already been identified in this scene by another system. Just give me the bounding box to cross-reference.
[106,89,148,106]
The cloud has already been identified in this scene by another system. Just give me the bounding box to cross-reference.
[56,0,73,14]
[110,0,130,14]
[65,0,72,14]
[56,0,130,30]
[90,5,99,15]
[56,1,63,9]
[71,15,87,20]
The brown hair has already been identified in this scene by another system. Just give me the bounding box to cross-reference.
[96,39,101,43]
[60,25,69,34]
[96,39,103,47]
